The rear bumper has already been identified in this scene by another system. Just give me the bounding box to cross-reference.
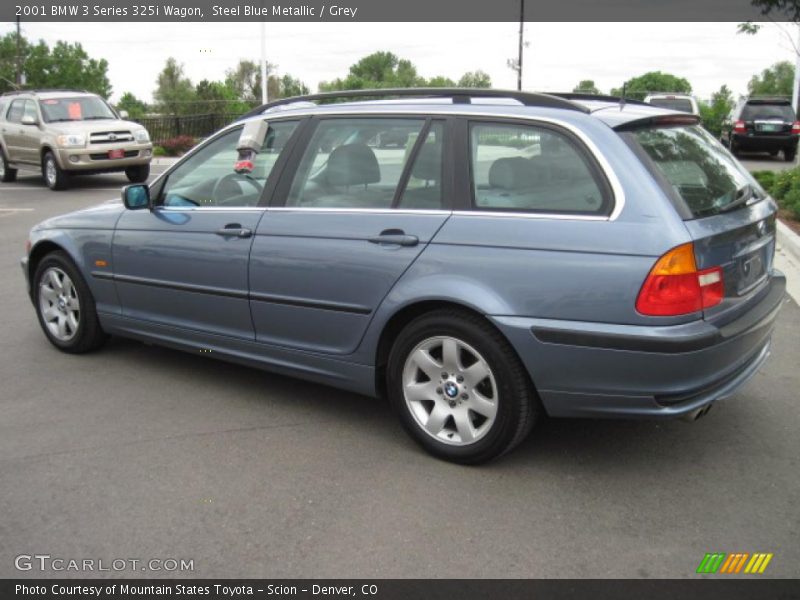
[732,133,798,151]
[490,271,786,419]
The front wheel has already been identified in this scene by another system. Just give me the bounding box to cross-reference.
[42,151,68,190]
[387,309,538,464]
[33,252,107,353]
[125,164,150,183]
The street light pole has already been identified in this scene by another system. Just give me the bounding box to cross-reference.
[260,19,268,104]
[517,0,524,91]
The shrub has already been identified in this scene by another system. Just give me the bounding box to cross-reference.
[763,166,800,220]
[783,186,800,220]
[160,135,197,156]
[750,170,775,196]
[152,145,167,157]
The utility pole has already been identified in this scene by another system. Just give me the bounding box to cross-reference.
[260,17,268,104]
[517,0,524,91]
[15,16,22,86]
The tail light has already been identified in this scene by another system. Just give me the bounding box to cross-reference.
[792,121,800,134]
[733,120,747,134]
[636,243,724,316]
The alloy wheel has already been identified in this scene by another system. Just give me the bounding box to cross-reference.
[38,267,81,341]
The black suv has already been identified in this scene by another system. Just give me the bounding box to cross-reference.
[722,97,799,161]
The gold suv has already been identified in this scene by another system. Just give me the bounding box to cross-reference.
[0,89,153,190]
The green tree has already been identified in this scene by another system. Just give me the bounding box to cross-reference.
[116,92,149,119]
[699,85,735,138]
[458,70,492,88]
[225,59,278,107]
[319,51,425,90]
[573,80,600,94]
[0,34,111,97]
[275,73,310,98]
[427,75,456,87]
[154,57,196,116]
[611,71,692,100]
[748,61,794,96]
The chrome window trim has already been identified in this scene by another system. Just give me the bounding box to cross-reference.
[152,108,626,221]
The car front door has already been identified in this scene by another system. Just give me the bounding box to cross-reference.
[111,119,301,339]
[250,117,451,354]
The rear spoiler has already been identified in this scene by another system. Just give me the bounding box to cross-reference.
[613,114,701,132]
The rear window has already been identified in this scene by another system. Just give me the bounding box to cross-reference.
[629,125,755,219]
[648,98,694,113]
[741,103,794,121]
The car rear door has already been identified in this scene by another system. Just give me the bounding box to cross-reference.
[623,123,782,323]
[111,119,301,339]
[2,99,27,163]
[249,116,451,354]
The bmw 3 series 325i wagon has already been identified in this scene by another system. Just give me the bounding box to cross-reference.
[21,89,786,463]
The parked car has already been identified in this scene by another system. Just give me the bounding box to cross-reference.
[644,93,700,115]
[0,89,153,190]
[20,88,785,463]
[721,97,800,161]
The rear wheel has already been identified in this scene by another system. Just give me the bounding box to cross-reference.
[125,164,150,183]
[387,309,538,464]
[0,147,18,182]
[784,147,796,162]
[42,151,69,190]
[33,252,107,353]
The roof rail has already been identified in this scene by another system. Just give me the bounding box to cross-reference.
[1,88,90,97]
[238,87,590,120]
[551,92,649,107]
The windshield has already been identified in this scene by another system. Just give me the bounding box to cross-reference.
[39,96,117,123]
[629,125,757,219]
[741,103,794,121]
[648,98,694,113]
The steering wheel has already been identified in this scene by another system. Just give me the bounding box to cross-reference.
[210,172,264,205]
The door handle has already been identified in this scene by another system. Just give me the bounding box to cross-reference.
[215,224,252,238]
[368,229,419,247]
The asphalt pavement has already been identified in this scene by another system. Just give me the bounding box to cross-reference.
[0,167,798,579]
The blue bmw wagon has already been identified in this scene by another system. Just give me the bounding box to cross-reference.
[19,89,786,463]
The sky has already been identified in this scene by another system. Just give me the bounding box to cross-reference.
[0,21,797,103]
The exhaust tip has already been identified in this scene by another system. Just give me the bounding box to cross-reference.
[681,403,714,423]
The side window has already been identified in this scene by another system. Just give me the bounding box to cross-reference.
[469,122,610,215]
[286,118,425,209]
[160,120,297,208]
[397,121,445,210]
[6,99,25,123]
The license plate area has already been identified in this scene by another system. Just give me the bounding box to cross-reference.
[735,245,769,295]
[108,149,125,159]
[755,122,783,133]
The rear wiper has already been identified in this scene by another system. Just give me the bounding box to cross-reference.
[719,184,760,214]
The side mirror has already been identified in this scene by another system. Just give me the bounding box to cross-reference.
[21,115,38,126]
[122,184,150,210]
[118,110,129,120]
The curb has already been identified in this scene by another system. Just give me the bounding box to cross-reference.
[777,219,800,264]
[150,157,180,166]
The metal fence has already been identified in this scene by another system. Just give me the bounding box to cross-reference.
[134,113,243,145]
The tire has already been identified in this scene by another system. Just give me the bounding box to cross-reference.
[784,148,796,162]
[125,164,150,183]
[0,146,18,182]
[387,309,538,464]
[729,140,740,157]
[42,151,68,190]
[33,251,107,354]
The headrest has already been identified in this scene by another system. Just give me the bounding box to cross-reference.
[488,157,539,190]
[326,143,380,186]
[411,143,442,182]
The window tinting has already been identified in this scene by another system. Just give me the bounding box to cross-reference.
[741,103,795,121]
[286,118,425,209]
[630,125,754,219]
[161,120,297,208]
[469,122,607,214]
[397,122,445,210]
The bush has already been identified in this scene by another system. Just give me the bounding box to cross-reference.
[152,145,167,157]
[160,135,197,156]
[762,166,800,220]
[750,170,775,195]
